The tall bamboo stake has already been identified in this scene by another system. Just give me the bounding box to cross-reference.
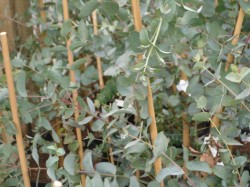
[131,0,142,129]
[62,1,85,185]
[178,54,190,148]
[214,0,219,7]
[38,0,46,22]
[225,8,244,71]
[131,0,143,62]
[91,10,115,164]
[131,1,163,186]
[92,10,104,89]
[180,71,190,178]
[0,32,31,187]
[211,7,245,127]
[181,72,190,148]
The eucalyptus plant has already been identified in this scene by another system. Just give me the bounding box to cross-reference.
[0,0,249,186]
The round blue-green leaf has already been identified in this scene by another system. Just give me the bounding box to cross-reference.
[192,112,210,122]
[16,70,27,97]
[186,161,212,174]
[129,176,140,187]
[64,153,76,175]
[79,0,99,18]
[102,1,119,16]
[96,162,116,175]
[156,165,184,182]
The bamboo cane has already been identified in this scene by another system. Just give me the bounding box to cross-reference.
[131,0,143,62]
[0,32,31,187]
[178,54,190,148]
[211,7,245,127]
[180,71,190,178]
[131,1,163,186]
[62,1,85,185]
[38,0,46,22]
[91,10,115,164]
[181,73,190,148]
[92,10,104,89]
[214,0,219,7]
[147,80,164,187]
[225,8,244,71]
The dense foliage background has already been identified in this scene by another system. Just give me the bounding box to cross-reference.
[0,0,249,186]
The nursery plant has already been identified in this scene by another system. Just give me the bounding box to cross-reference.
[0,0,249,186]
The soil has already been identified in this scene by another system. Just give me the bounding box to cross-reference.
[29,153,50,184]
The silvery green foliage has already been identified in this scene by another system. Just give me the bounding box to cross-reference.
[0,0,249,186]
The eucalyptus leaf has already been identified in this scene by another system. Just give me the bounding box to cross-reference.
[78,116,94,125]
[79,0,99,18]
[239,0,250,15]
[192,112,210,122]
[82,151,95,172]
[186,161,212,174]
[78,20,89,41]
[92,119,105,131]
[16,71,27,97]
[139,28,150,46]
[64,108,75,119]
[235,87,250,100]
[154,132,170,157]
[32,147,39,166]
[52,129,60,143]
[96,162,116,175]
[47,166,57,181]
[64,153,76,175]
[11,57,26,68]
[227,70,240,80]
[60,20,72,37]
[129,176,140,187]
[87,97,96,114]
[40,117,52,130]
[196,95,207,109]
[91,172,104,187]
[46,156,59,167]
[0,88,8,102]
[102,1,119,16]
[242,170,250,187]
[161,0,176,22]
[156,165,184,182]
[213,165,232,180]
[70,58,87,70]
